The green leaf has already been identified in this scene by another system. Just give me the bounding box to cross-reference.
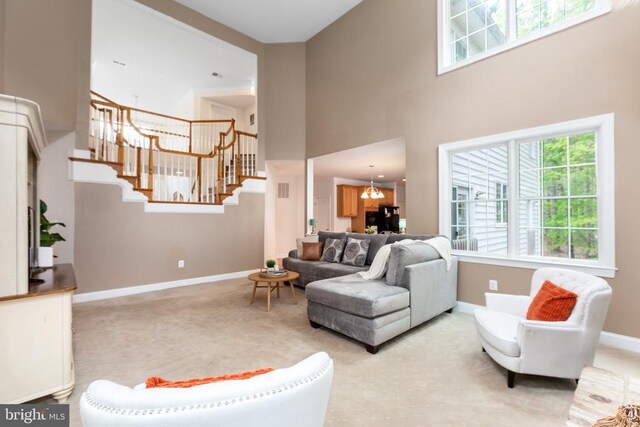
[39,199,65,247]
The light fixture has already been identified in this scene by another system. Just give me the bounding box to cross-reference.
[361,165,385,200]
[378,175,384,178]
[402,178,407,182]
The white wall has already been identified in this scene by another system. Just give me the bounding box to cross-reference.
[395,182,406,218]
[242,99,257,134]
[39,132,76,264]
[313,177,334,231]
[265,161,305,259]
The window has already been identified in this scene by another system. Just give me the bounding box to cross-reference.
[495,182,508,224]
[438,114,615,277]
[438,0,611,73]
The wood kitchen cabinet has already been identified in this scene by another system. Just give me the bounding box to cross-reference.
[361,186,394,209]
[337,185,359,217]
[381,188,395,205]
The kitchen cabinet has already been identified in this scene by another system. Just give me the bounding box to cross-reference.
[337,185,359,217]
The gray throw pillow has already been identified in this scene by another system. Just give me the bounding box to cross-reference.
[341,237,370,267]
[321,238,345,263]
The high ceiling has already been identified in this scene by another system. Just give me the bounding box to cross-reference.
[91,0,257,117]
[312,138,406,183]
[175,0,363,43]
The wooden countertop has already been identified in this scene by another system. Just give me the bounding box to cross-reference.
[0,263,76,302]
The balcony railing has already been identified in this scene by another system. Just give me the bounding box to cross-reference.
[88,91,258,204]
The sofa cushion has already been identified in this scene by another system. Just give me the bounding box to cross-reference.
[301,242,323,261]
[318,231,346,244]
[474,308,521,357]
[386,243,441,286]
[314,262,368,280]
[283,258,327,277]
[321,238,345,263]
[341,237,370,267]
[385,234,439,244]
[526,280,577,321]
[296,235,319,257]
[347,233,388,265]
[306,274,410,319]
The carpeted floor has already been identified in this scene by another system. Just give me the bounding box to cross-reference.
[64,278,640,426]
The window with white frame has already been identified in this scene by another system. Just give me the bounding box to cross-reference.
[439,0,611,72]
[438,114,615,277]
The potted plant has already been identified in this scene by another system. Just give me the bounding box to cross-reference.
[265,259,277,272]
[39,200,66,267]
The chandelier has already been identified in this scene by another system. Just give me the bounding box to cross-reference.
[360,165,385,199]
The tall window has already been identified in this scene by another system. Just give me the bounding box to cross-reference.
[439,0,611,72]
[438,114,615,277]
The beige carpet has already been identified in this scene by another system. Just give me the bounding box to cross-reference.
[64,278,639,426]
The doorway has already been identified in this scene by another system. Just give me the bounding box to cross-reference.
[314,197,330,232]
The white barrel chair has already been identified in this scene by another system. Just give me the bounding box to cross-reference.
[474,268,612,388]
[80,352,333,427]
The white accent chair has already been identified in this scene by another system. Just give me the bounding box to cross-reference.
[80,352,333,427]
[474,268,612,388]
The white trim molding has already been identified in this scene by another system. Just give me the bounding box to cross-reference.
[454,301,640,353]
[69,150,266,214]
[0,94,48,156]
[437,0,612,74]
[438,114,616,278]
[73,269,259,303]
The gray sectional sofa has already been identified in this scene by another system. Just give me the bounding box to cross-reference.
[282,231,458,353]
[283,232,437,287]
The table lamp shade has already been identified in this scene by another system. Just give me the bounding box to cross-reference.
[309,218,317,226]
[399,218,407,229]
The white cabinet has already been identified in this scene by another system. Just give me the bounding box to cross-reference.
[0,95,74,403]
[0,267,75,403]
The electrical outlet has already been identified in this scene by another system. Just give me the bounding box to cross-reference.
[178,260,185,268]
[489,280,498,291]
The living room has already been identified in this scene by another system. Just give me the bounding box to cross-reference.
[1,0,639,426]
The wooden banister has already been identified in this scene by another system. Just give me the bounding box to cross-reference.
[89,91,260,205]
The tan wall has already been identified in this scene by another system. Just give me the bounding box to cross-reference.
[0,0,5,92]
[74,184,264,293]
[3,0,87,131]
[265,43,306,160]
[69,1,305,294]
[306,0,640,337]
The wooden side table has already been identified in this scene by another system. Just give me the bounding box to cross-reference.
[247,271,299,312]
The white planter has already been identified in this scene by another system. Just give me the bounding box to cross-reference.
[38,247,54,268]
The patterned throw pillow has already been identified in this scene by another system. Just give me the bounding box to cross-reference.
[321,238,345,263]
[341,237,371,267]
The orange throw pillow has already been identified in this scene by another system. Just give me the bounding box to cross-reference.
[526,280,578,321]
[145,368,274,389]
[301,242,323,261]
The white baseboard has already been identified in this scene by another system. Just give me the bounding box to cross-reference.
[599,331,640,353]
[453,300,640,353]
[72,269,259,303]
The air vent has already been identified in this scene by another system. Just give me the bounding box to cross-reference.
[277,183,289,199]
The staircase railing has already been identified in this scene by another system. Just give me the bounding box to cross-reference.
[88,91,259,204]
